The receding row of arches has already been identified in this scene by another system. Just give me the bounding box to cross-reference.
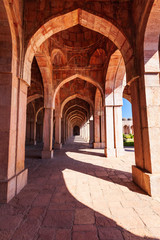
[0,1,160,204]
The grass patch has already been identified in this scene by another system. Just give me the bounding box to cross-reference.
[123,136,134,147]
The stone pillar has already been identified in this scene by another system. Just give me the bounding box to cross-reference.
[68,122,71,139]
[114,105,124,157]
[83,124,85,139]
[33,118,37,145]
[86,121,89,142]
[89,116,94,145]
[41,108,53,158]
[85,123,87,141]
[81,126,83,138]
[104,106,115,157]
[100,108,105,148]
[0,76,28,203]
[15,78,28,197]
[94,111,105,149]
[70,123,72,138]
[54,115,62,149]
[131,75,160,197]
[61,118,65,144]
[80,126,83,138]
[66,120,68,141]
[93,113,101,148]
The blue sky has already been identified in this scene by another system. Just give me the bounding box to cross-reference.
[122,98,132,118]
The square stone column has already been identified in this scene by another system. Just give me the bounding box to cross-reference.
[131,75,160,197]
[0,75,28,203]
[104,106,115,157]
[33,118,37,145]
[114,106,124,157]
[42,108,54,159]
[54,115,62,149]
[101,108,105,146]
[93,113,103,148]
[61,118,65,144]
[89,116,94,145]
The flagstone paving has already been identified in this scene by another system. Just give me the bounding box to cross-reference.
[0,136,160,240]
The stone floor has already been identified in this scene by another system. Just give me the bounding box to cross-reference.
[0,136,160,240]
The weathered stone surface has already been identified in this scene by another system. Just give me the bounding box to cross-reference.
[1,0,160,228]
[0,138,160,239]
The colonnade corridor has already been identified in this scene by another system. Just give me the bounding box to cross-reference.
[0,137,160,239]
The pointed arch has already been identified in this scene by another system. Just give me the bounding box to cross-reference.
[53,73,104,108]
[23,9,134,85]
[105,49,126,106]
[61,94,94,117]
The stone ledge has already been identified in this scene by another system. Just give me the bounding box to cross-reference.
[132,165,160,197]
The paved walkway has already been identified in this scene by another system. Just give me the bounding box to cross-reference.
[0,136,160,240]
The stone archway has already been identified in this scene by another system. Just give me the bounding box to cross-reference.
[23,9,135,85]
[53,74,104,108]
[22,8,135,163]
[61,94,94,117]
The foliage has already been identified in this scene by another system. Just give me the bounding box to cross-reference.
[123,134,134,147]
[123,134,134,139]
[123,134,134,146]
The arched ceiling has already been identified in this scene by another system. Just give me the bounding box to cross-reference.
[62,98,91,128]
[63,98,90,115]
[51,25,104,49]
[60,78,96,104]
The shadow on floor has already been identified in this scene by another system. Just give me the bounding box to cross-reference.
[124,147,135,152]
[8,139,156,239]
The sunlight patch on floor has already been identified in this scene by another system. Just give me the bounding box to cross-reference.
[62,167,154,238]
[65,151,106,166]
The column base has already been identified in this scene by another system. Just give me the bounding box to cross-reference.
[93,142,105,149]
[0,168,28,203]
[41,150,54,159]
[104,148,115,157]
[54,143,62,149]
[132,165,160,197]
[115,148,124,157]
